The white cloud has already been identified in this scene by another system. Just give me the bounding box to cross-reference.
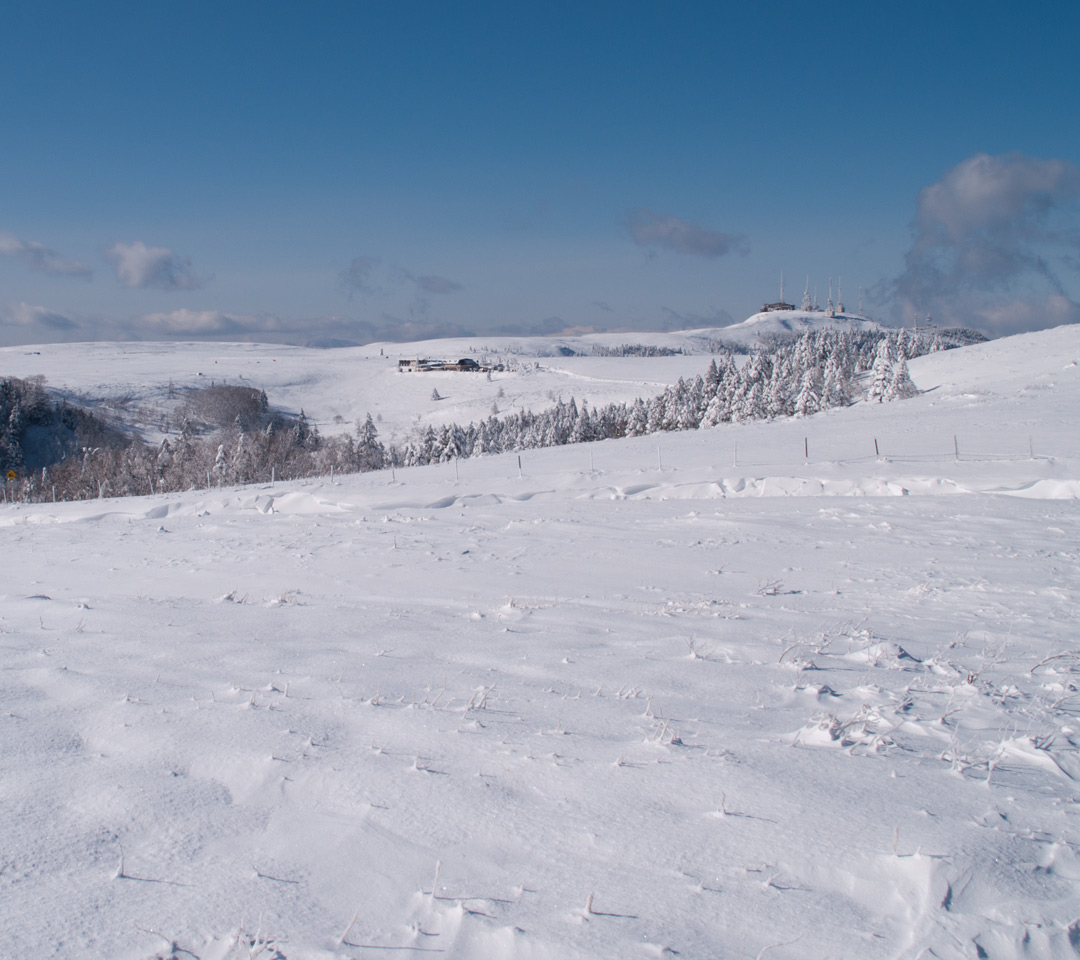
[0,232,92,279]
[627,210,748,259]
[894,152,1080,334]
[137,309,270,334]
[107,241,203,290]
[914,152,1080,247]
[1,301,78,329]
[974,294,1080,338]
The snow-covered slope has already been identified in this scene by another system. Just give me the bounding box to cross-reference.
[715,308,883,346]
[0,337,714,448]
[2,324,1080,959]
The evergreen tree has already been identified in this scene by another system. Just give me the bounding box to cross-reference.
[626,398,649,436]
[867,340,893,403]
[793,368,823,417]
[884,358,919,401]
[356,413,385,470]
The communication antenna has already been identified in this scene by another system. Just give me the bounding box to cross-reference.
[837,276,844,314]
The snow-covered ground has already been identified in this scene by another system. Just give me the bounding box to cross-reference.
[0,315,882,449]
[0,337,719,448]
[2,324,1080,959]
[708,309,882,346]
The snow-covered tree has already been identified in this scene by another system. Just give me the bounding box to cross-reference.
[867,340,893,403]
[884,358,919,401]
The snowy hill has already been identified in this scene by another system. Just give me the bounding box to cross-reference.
[714,308,990,351]
[0,316,975,455]
[2,323,1080,958]
[716,308,883,345]
[0,335,722,451]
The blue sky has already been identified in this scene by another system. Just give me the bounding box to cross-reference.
[2,1,1078,346]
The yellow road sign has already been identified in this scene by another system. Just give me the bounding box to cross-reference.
[5,470,15,480]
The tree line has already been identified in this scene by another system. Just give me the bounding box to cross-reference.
[2,328,930,503]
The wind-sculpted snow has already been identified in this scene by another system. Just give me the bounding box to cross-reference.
[2,324,1080,959]
[6,467,1076,532]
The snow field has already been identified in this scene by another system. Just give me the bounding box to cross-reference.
[2,323,1080,958]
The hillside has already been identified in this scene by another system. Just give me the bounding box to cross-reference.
[1,323,1079,958]
[0,315,970,455]
[0,338,709,450]
[711,308,883,344]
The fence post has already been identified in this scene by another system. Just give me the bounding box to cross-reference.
[874,438,879,457]
[954,435,959,461]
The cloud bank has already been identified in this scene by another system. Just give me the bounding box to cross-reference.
[0,299,482,349]
[0,232,92,279]
[1,302,79,331]
[107,241,204,290]
[628,210,748,259]
[894,152,1080,336]
[137,309,275,335]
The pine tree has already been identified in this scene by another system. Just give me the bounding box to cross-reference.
[704,358,720,392]
[356,413,385,470]
[822,355,849,408]
[626,398,649,436]
[867,340,893,403]
[793,368,823,417]
[884,358,919,401]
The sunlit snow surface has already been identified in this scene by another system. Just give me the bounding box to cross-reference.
[2,325,1080,959]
